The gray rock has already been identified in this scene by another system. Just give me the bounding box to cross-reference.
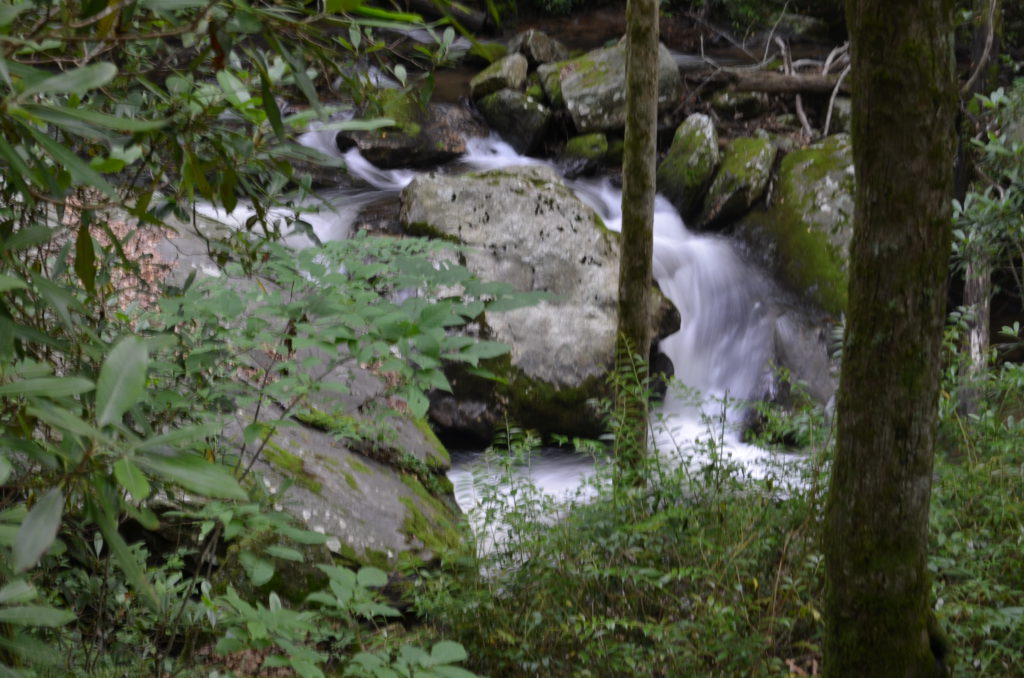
[537,60,567,108]
[560,42,682,133]
[826,96,852,134]
[698,136,777,228]
[509,29,569,66]
[655,113,720,221]
[470,53,528,99]
[735,134,855,315]
[476,89,552,155]
[341,101,488,170]
[400,165,678,437]
[710,90,770,120]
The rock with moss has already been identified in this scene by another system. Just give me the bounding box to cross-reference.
[559,41,682,133]
[338,91,487,169]
[656,113,720,221]
[470,53,528,99]
[537,60,567,108]
[735,134,855,315]
[698,136,777,228]
[400,165,679,439]
[509,29,569,67]
[476,89,552,155]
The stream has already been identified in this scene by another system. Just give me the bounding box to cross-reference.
[258,129,794,515]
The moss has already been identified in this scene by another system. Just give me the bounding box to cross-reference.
[656,116,720,219]
[350,459,372,474]
[343,471,359,491]
[564,133,608,161]
[398,495,461,556]
[412,416,450,468]
[263,442,322,494]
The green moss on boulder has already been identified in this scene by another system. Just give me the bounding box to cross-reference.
[656,114,720,221]
[698,136,777,228]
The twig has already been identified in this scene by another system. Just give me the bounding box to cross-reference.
[961,0,998,96]
[776,36,812,139]
[822,64,851,137]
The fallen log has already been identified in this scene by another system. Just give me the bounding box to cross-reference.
[685,68,851,95]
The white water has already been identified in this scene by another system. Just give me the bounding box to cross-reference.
[262,132,785,508]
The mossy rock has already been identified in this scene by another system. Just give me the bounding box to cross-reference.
[564,133,609,161]
[698,136,777,229]
[736,134,855,315]
[537,60,567,108]
[470,52,528,99]
[656,113,720,221]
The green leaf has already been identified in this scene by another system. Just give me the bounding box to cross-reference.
[20,103,168,131]
[13,488,63,572]
[31,275,82,329]
[356,566,388,588]
[20,62,117,97]
[96,336,149,427]
[239,551,274,586]
[0,2,30,26]
[432,666,479,678]
[0,580,35,605]
[22,124,118,198]
[0,606,75,627]
[216,70,250,108]
[0,454,10,485]
[137,451,247,500]
[0,376,94,397]
[325,0,363,11]
[264,545,304,562]
[26,403,101,439]
[0,274,27,292]
[429,641,468,665]
[134,422,217,452]
[114,458,151,499]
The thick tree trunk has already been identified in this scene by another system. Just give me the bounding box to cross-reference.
[615,0,658,471]
[823,1,957,677]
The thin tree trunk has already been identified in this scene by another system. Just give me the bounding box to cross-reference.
[823,0,957,676]
[615,0,658,476]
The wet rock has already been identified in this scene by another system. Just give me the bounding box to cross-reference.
[560,41,682,133]
[476,88,552,155]
[735,134,855,315]
[656,113,720,221]
[509,29,570,67]
[340,95,487,169]
[469,53,528,99]
[400,165,679,439]
[698,135,777,228]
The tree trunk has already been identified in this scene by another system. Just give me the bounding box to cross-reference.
[823,0,957,676]
[956,0,1001,415]
[615,0,658,475]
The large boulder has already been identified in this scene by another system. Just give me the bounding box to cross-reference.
[509,29,569,67]
[399,165,679,439]
[698,135,777,228]
[735,134,855,315]
[470,53,528,99]
[558,42,682,133]
[656,113,720,221]
[152,217,461,569]
[476,89,552,155]
[339,93,487,169]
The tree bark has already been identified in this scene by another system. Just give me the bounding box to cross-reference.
[615,0,658,472]
[823,0,957,676]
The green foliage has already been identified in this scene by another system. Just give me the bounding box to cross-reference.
[0,1,494,676]
[953,80,1024,304]
[414,380,831,677]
